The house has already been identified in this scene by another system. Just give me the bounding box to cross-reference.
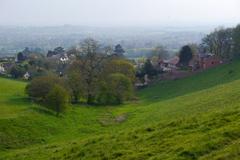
[188,53,222,71]
[23,72,31,80]
[59,54,69,64]
[48,53,70,64]
[0,57,15,72]
[0,64,5,74]
[199,54,222,69]
[166,56,180,69]
[159,56,179,72]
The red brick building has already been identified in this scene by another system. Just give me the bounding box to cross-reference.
[199,54,222,69]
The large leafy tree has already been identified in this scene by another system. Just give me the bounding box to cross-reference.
[66,39,135,104]
[201,27,233,59]
[103,59,135,82]
[65,68,84,103]
[17,52,26,62]
[97,73,133,104]
[67,38,107,104]
[114,44,125,57]
[46,85,69,116]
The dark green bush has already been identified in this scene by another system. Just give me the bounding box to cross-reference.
[25,75,65,102]
[97,73,133,104]
[45,85,69,115]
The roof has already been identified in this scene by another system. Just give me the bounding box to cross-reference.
[198,53,215,58]
[164,56,179,65]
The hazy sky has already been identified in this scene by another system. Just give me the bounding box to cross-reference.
[0,0,239,26]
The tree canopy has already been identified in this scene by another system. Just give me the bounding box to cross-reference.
[114,44,125,57]
[232,25,240,58]
[46,85,69,116]
[201,27,234,59]
[178,45,193,67]
[65,39,135,104]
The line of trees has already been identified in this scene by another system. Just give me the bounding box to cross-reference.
[26,39,135,115]
[177,24,240,68]
[200,25,240,59]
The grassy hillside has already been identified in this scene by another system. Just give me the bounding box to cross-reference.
[0,61,240,160]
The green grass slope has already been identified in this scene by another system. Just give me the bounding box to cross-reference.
[1,62,240,160]
[0,78,27,119]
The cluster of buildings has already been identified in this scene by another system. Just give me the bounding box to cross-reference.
[159,53,222,72]
[0,57,15,75]
[134,52,223,88]
[0,47,74,80]
[1,46,224,83]
[0,56,32,80]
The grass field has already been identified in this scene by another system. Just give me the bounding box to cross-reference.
[0,61,240,159]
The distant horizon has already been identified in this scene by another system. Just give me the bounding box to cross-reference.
[0,22,238,29]
[0,0,239,27]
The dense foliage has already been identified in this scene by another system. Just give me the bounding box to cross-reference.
[26,38,135,108]
[65,39,135,105]
[25,75,65,102]
[45,85,69,115]
[232,25,240,58]
[142,59,158,77]
[9,65,26,78]
[97,73,133,104]
[201,25,240,59]
[178,45,193,66]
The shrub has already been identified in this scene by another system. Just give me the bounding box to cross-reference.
[45,85,69,116]
[25,75,64,102]
[98,73,133,104]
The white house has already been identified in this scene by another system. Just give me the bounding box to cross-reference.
[0,64,5,74]
[23,72,31,80]
[60,54,69,63]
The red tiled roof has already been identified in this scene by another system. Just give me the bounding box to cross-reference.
[164,57,179,65]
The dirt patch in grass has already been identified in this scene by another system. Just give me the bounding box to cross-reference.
[99,112,128,126]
